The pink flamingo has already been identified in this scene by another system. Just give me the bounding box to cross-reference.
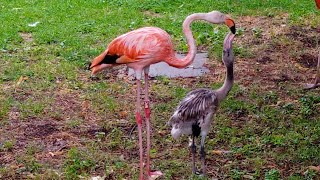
[89,11,236,179]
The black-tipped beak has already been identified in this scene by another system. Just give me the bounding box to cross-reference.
[87,62,92,70]
[230,25,236,34]
[225,18,236,34]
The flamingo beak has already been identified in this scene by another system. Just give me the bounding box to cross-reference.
[87,62,92,70]
[88,60,99,77]
[225,18,236,34]
[90,66,99,76]
[88,50,109,77]
[90,64,112,78]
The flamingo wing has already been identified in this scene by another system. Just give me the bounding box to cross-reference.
[169,88,218,126]
[90,27,173,69]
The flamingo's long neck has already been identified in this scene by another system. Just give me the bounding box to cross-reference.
[215,62,234,102]
[166,13,206,68]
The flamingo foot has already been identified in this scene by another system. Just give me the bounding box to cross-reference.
[148,170,163,180]
[304,83,320,90]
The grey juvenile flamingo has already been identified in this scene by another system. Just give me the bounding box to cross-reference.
[168,32,236,176]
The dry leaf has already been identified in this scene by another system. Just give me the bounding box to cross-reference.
[119,111,128,118]
[48,151,64,157]
[16,76,28,86]
[81,101,90,117]
[308,165,320,172]
[157,130,166,136]
[82,101,89,110]
[148,171,163,180]
[294,63,308,71]
[211,150,232,155]
[243,175,254,179]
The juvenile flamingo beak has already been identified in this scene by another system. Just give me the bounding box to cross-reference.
[225,18,236,34]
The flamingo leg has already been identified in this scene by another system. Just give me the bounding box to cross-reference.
[191,135,198,174]
[200,135,207,176]
[135,71,144,180]
[143,67,162,179]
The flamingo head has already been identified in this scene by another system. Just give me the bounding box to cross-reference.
[222,32,236,66]
[204,11,236,34]
[88,50,115,77]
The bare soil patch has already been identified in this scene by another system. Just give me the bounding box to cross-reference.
[297,53,318,68]
[230,14,320,90]
[19,32,33,42]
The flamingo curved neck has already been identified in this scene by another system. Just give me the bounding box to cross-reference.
[166,13,206,68]
[216,63,234,102]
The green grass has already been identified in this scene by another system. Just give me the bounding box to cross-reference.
[1,0,320,179]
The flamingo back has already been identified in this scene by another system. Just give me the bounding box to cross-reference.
[168,88,218,126]
[109,27,174,63]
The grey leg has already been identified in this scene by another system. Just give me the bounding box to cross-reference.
[191,136,197,174]
[200,134,207,176]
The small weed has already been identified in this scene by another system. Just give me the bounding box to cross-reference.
[230,169,245,179]
[263,91,278,104]
[174,86,188,100]
[234,46,254,58]
[66,119,82,129]
[40,169,61,179]
[304,169,318,179]
[299,95,319,118]
[252,27,263,38]
[26,142,42,155]
[236,27,245,36]
[16,155,42,173]
[0,140,16,151]
[155,76,170,85]
[154,103,170,113]
[64,147,95,179]
[0,166,16,179]
[18,98,46,118]
[265,169,281,180]
[288,173,304,179]
[281,103,295,114]
[0,95,12,121]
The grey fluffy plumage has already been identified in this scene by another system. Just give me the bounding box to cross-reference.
[168,88,218,129]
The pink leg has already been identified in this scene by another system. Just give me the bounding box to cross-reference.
[135,72,144,180]
[143,67,163,179]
